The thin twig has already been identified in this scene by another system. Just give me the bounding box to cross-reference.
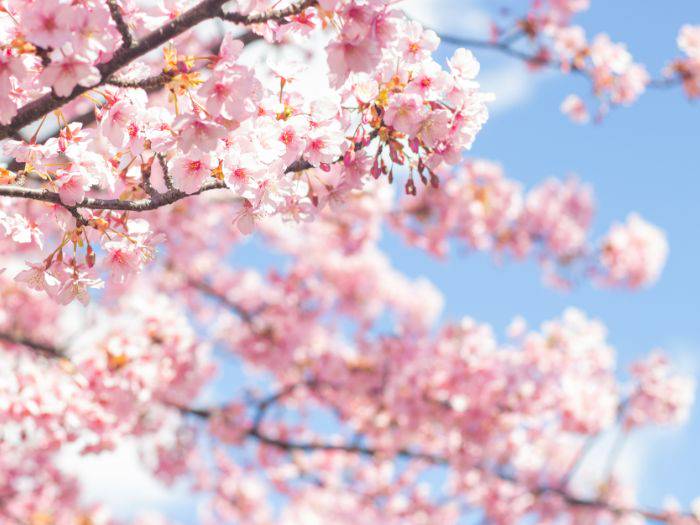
[0,0,315,140]
[0,130,379,212]
[436,31,682,90]
[0,331,66,359]
[5,329,697,525]
[221,0,317,24]
[107,0,135,49]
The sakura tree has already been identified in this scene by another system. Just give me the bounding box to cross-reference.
[0,0,697,523]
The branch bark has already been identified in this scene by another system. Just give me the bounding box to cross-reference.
[437,31,682,89]
[0,130,377,213]
[106,71,174,90]
[221,0,317,24]
[237,414,700,524]
[0,331,66,359]
[107,0,135,49]
[0,0,316,141]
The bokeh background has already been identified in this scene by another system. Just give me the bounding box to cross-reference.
[62,1,700,520]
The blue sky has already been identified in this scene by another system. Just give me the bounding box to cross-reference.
[68,1,700,520]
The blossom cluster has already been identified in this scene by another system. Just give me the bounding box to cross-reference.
[485,0,651,122]
[548,29,648,120]
[0,0,120,122]
[0,0,492,303]
[1,186,686,523]
[173,229,695,523]
[0,1,696,524]
[390,160,667,289]
[438,1,699,122]
[668,25,700,99]
[0,281,212,456]
[0,182,693,523]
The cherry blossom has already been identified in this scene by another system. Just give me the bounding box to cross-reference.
[0,1,696,523]
[561,93,590,123]
[669,25,700,98]
[600,213,669,288]
[625,352,695,429]
[40,45,101,97]
[168,149,215,194]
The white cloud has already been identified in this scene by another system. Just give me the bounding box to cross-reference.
[479,60,544,115]
[568,428,650,497]
[401,0,491,38]
[58,440,192,520]
[663,339,700,379]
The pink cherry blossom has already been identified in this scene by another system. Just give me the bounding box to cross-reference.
[0,2,696,524]
[678,25,700,58]
[54,265,104,305]
[600,213,669,288]
[15,262,59,293]
[0,49,30,97]
[103,241,143,283]
[53,168,90,206]
[40,45,101,97]
[168,151,213,194]
[173,115,227,154]
[625,351,696,429]
[17,0,73,49]
[672,25,700,98]
[304,123,345,167]
[384,93,427,136]
[199,68,261,121]
[560,94,589,123]
[327,38,381,87]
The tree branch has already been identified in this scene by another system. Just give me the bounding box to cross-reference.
[0,0,316,141]
[106,71,174,90]
[0,331,66,359]
[0,180,225,211]
[246,427,696,524]
[107,0,135,49]
[175,378,698,525]
[5,328,696,525]
[221,0,317,24]
[0,130,378,212]
[2,31,258,162]
[185,277,257,323]
[437,32,683,89]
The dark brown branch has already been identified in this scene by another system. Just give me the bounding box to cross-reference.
[0,130,379,212]
[0,0,316,141]
[251,382,307,429]
[0,0,227,140]
[0,331,66,359]
[107,0,135,49]
[106,71,174,90]
[176,377,697,525]
[158,154,175,191]
[221,0,317,24]
[139,158,160,199]
[155,411,684,525]
[0,180,227,211]
[439,33,550,65]
[238,30,264,46]
[3,31,251,161]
